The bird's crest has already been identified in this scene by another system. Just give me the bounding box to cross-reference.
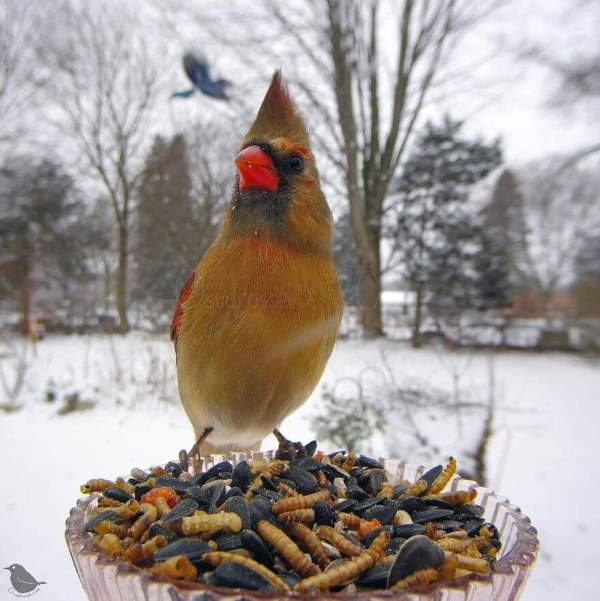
[242,71,310,148]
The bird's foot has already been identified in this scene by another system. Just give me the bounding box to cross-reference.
[273,428,305,461]
[187,426,214,473]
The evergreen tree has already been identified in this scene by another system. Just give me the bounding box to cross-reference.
[0,157,92,331]
[390,116,503,346]
[135,134,197,316]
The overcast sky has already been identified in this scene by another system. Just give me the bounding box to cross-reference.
[443,0,598,163]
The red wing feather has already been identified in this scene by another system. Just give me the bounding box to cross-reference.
[170,270,196,348]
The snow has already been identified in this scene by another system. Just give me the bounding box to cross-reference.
[1,333,599,601]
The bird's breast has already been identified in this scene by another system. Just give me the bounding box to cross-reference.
[176,235,342,444]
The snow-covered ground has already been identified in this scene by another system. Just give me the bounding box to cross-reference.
[1,333,599,601]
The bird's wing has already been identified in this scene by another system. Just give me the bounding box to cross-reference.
[183,53,210,87]
[170,270,196,349]
[14,571,41,586]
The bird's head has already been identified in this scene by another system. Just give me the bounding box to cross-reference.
[226,71,333,254]
[4,565,17,571]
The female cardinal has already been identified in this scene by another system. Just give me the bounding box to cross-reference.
[171,71,343,457]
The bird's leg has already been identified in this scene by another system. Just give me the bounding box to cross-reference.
[273,428,305,461]
[188,426,214,464]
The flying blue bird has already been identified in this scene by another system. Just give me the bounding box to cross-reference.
[171,52,231,101]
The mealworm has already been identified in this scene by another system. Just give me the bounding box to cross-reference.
[80,478,114,494]
[389,568,439,590]
[129,503,158,540]
[278,481,299,497]
[245,460,288,499]
[180,510,242,535]
[294,530,388,592]
[94,520,128,538]
[114,477,135,496]
[98,533,124,557]
[429,457,457,494]
[315,525,363,557]
[272,488,331,514]
[444,551,490,574]
[431,489,477,505]
[286,522,331,570]
[278,508,315,526]
[399,478,428,498]
[149,555,197,580]
[256,520,319,577]
[122,535,167,564]
[202,552,290,591]
[112,499,140,520]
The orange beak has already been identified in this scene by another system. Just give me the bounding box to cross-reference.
[235,145,279,192]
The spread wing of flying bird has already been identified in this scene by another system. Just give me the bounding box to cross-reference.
[171,52,231,101]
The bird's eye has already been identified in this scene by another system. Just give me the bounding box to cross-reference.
[289,154,304,172]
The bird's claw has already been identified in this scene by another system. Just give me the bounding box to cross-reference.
[273,428,305,461]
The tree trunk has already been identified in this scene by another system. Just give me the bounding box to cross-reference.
[116,225,130,333]
[411,283,424,348]
[358,231,384,337]
[19,256,32,337]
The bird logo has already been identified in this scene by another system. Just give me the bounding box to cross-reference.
[4,564,46,597]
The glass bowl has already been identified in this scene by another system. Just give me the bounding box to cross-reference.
[65,452,539,601]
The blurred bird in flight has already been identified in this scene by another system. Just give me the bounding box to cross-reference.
[170,52,231,100]
[171,71,343,457]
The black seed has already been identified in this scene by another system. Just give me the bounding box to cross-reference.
[393,484,408,498]
[387,537,406,554]
[454,504,484,520]
[162,497,199,523]
[386,535,445,587]
[284,465,319,495]
[223,487,243,501]
[127,477,142,486]
[134,485,152,502]
[277,571,301,588]
[204,482,227,511]
[155,476,191,494]
[84,510,121,532]
[260,476,279,491]
[346,487,370,501]
[292,457,321,473]
[215,533,243,551]
[335,499,357,513]
[321,463,351,482]
[248,497,276,527]
[155,538,211,563]
[392,524,427,538]
[304,440,318,457]
[353,497,385,515]
[230,461,252,491]
[419,465,443,490]
[214,561,271,591]
[435,520,465,532]
[164,461,183,477]
[362,502,397,525]
[225,496,252,530]
[313,501,336,526]
[360,525,393,546]
[412,508,455,524]
[103,487,132,503]
[253,488,283,503]
[194,461,233,487]
[368,470,387,494]
[241,529,274,568]
[358,562,391,587]
[397,496,427,512]
[464,518,486,536]
[422,497,455,510]
[184,485,207,507]
[147,522,177,542]
[358,455,383,469]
